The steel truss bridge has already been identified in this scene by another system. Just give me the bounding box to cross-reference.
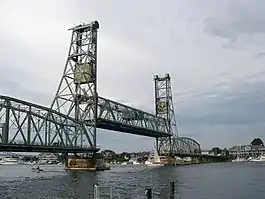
[0,21,201,156]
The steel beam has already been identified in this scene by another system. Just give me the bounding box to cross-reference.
[0,95,99,152]
[0,144,97,153]
[0,20,202,156]
[50,21,99,150]
[154,74,176,153]
[0,94,170,152]
[154,74,202,155]
[97,97,169,137]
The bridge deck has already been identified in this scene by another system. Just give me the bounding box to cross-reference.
[0,95,170,153]
[0,144,99,153]
[97,97,170,138]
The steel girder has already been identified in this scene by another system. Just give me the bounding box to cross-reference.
[154,74,177,154]
[154,74,178,137]
[0,95,99,153]
[0,94,170,153]
[158,136,201,155]
[96,97,170,137]
[154,74,202,155]
[0,20,202,155]
[50,21,99,150]
[171,137,201,154]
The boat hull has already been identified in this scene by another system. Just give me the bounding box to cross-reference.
[147,164,164,167]
[0,162,19,165]
[249,159,265,162]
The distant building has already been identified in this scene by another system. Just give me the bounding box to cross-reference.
[229,145,265,158]
[38,153,58,163]
[0,151,20,158]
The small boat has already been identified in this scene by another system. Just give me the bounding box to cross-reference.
[0,156,19,165]
[32,167,44,172]
[96,164,111,171]
[231,145,247,163]
[121,162,127,165]
[249,155,265,162]
[132,161,140,165]
[232,157,246,163]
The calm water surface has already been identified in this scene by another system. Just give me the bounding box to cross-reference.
[0,162,264,199]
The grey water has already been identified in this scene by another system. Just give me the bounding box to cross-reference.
[0,162,265,199]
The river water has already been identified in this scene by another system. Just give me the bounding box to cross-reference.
[0,162,264,199]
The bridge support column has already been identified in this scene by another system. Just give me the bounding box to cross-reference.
[65,156,96,171]
[160,154,175,166]
[65,153,109,171]
[3,102,10,144]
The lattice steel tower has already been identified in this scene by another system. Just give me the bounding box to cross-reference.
[50,21,99,150]
[154,74,178,154]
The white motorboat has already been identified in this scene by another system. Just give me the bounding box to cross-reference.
[249,155,265,162]
[232,157,246,163]
[132,161,140,165]
[0,156,19,165]
[145,160,152,165]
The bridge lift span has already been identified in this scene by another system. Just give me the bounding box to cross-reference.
[0,21,200,156]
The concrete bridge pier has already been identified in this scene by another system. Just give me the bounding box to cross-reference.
[160,154,178,166]
[65,155,96,171]
[64,153,107,171]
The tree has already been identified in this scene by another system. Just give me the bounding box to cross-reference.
[222,148,229,156]
[101,150,117,163]
[209,147,222,155]
[251,138,264,146]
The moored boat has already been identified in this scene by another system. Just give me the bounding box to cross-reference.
[249,155,265,162]
[0,156,19,165]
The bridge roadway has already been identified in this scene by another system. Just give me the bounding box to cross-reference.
[0,95,170,153]
[96,96,169,137]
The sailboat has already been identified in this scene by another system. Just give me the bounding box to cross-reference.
[146,147,164,167]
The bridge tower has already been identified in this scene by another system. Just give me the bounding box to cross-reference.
[154,74,178,154]
[50,21,99,151]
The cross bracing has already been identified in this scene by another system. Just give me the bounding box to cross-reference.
[0,95,98,153]
[0,21,201,156]
[96,97,170,137]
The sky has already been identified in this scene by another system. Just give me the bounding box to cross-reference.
[1,0,265,152]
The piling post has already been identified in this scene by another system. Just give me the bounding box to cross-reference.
[145,188,152,199]
[169,181,175,199]
[94,185,99,199]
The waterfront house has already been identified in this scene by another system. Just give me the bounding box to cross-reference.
[229,145,265,158]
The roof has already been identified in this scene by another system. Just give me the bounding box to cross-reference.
[229,144,265,151]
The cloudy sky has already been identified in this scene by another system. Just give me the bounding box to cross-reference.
[1,0,265,152]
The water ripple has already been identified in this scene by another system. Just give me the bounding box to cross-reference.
[0,163,265,198]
